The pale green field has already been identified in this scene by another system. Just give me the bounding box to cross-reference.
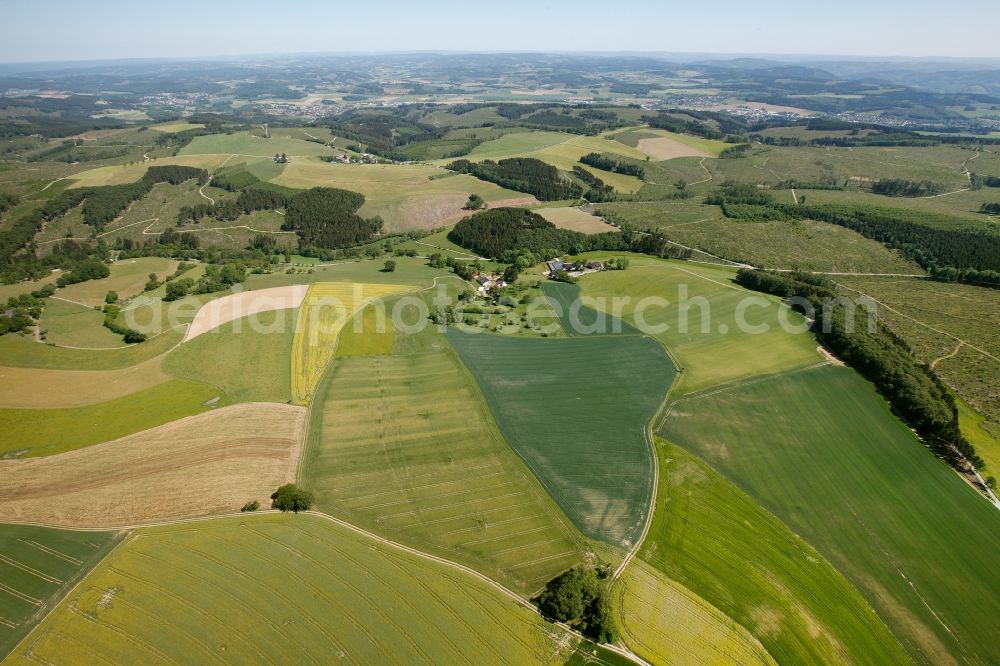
[57,257,178,307]
[273,158,531,231]
[303,323,588,594]
[178,131,338,158]
[614,559,776,666]
[0,274,59,302]
[67,154,230,188]
[579,256,820,394]
[38,298,124,348]
[537,206,617,234]
[7,515,590,664]
[149,122,205,133]
[455,131,648,193]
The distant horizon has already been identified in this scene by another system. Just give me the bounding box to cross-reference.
[1,0,998,64]
[2,49,1000,69]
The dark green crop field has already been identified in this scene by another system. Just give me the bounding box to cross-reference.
[0,524,122,659]
[659,364,1000,665]
[447,330,676,547]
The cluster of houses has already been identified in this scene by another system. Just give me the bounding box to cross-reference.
[544,259,605,278]
[473,272,508,296]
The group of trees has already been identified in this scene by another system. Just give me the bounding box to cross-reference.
[0,285,52,335]
[579,153,646,179]
[282,187,382,250]
[869,178,945,197]
[446,158,583,201]
[448,207,692,262]
[735,269,984,472]
[55,258,110,287]
[571,166,615,202]
[535,567,616,643]
[980,202,1000,214]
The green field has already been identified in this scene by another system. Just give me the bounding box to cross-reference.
[614,559,776,666]
[273,159,529,231]
[659,364,1000,664]
[0,524,122,660]
[303,325,588,594]
[178,131,337,158]
[446,330,675,547]
[163,309,296,403]
[639,441,909,664]
[578,256,820,394]
[7,514,594,664]
[0,379,226,458]
[38,298,125,348]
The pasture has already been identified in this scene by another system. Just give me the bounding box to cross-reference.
[659,364,1000,665]
[0,403,304,527]
[37,298,126,348]
[461,131,648,193]
[537,206,617,234]
[273,159,532,232]
[446,331,675,547]
[614,559,775,666]
[178,131,337,158]
[165,309,296,404]
[0,357,169,409]
[304,335,588,594]
[290,282,414,403]
[149,122,205,133]
[0,524,121,660]
[0,379,225,458]
[639,441,908,665]
[0,327,183,370]
[66,154,229,188]
[9,514,587,664]
[578,256,820,394]
[56,257,179,307]
[834,275,1000,460]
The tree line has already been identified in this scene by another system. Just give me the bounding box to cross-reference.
[579,153,646,179]
[735,269,984,473]
[869,178,945,197]
[447,158,583,201]
[571,166,615,202]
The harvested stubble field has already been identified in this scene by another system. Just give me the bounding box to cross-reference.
[182,284,308,341]
[614,559,775,666]
[537,206,617,234]
[290,282,414,403]
[0,524,122,660]
[304,335,587,594]
[8,514,587,664]
[638,442,908,665]
[0,403,305,527]
[446,330,675,548]
[659,365,1000,665]
[0,379,225,458]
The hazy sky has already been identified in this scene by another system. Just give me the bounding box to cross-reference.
[1,0,997,63]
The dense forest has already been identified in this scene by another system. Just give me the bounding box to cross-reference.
[448,207,691,261]
[579,153,646,179]
[282,187,382,249]
[572,166,615,202]
[446,158,583,201]
[736,269,983,473]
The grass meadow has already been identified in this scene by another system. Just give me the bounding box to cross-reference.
[0,524,122,660]
[638,441,909,665]
[57,257,178,307]
[446,330,675,548]
[303,327,588,594]
[0,379,226,458]
[178,131,338,158]
[8,514,588,664]
[0,357,169,409]
[659,365,1000,665]
[164,309,296,404]
[0,327,183,370]
[38,298,126,348]
[578,256,820,394]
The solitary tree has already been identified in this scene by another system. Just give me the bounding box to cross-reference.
[383,259,397,272]
[463,193,486,210]
[105,290,118,305]
[270,484,313,513]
